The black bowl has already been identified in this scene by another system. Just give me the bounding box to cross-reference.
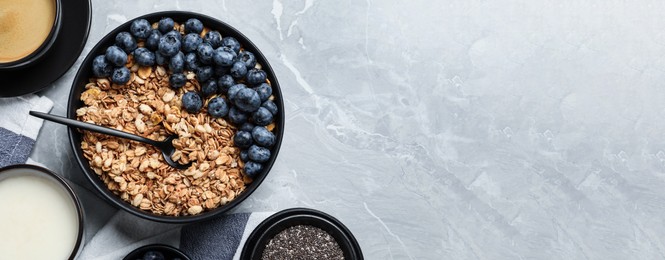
[241,208,363,260]
[124,244,190,260]
[67,11,284,223]
[0,0,62,70]
[0,164,85,259]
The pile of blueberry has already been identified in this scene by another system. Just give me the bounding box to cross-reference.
[91,17,278,178]
[134,250,182,260]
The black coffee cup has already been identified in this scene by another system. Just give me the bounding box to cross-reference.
[0,0,62,70]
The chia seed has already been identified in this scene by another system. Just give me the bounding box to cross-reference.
[261,225,345,260]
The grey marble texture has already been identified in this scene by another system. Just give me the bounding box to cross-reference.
[27,0,665,259]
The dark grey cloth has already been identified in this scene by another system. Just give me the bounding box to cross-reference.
[181,212,251,260]
[0,127,35,167]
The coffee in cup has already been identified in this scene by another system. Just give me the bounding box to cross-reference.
[0,0,59,65]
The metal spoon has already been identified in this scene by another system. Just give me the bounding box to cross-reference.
[30,111,191,169]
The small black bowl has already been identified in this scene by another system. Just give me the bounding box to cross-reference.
[124,244,190,260]
[0,164,84,259]
[241,208,363,260]
[0,0,62,70]
[67,11,284,223]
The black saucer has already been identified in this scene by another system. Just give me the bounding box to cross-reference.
[0,0,91,98]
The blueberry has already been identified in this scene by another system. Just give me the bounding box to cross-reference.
[115,32,137,53]
[262,100,278,115]
[105,46,127,67]
[158,32,181,57]
[158,17,174,33]
[92,55,113,77]
[252,107,273,126]
[184,52,199,71]
[230,61,247,79]
[169,51,185,73]
[142,250,165,260]
[155,52,167,66]
[217,75,235,94]
[233,131,253,148]
[133,47,155,67]
[182,91,203,113]
[164,30,182,42]
[248,145,271,162]
[227,84,246,102]
[238,50,256,68]
[169,73,187,89]
[145,30,162,51]
[182,33,202,53]
[228,106,248,124]
[195,66,213,83]
[130,19,151,39]
[203,31,223,48]
[244,161,263,178]
[201,80,218,97]
[221,36,241,54]
[111,67,131,85]
[196,43,214,64]
[234,88,261,112]
[184,18,203,34]
[239,122,255,132]
[246,69,267,85]
[214,66,229,77]
[254,83,272,101]
[207,97,229,118]
[252,126,276,147]
[213,47,237,67]
[240,150,249,162]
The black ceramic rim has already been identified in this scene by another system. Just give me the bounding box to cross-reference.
[123,244,191,260]
[241,208,364,260]
[0,164,85,260]
[0,0,62,70]
[0,0,91,97]
[67,11,285,223]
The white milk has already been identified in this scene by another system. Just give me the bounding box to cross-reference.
[0,173,79,259]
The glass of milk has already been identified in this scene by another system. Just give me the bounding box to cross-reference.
[0,164,83,259]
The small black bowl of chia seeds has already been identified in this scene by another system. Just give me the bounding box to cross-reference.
[241,208,363,260]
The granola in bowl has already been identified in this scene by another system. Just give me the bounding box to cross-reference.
[77,65,252,216]
[68,12,283,222]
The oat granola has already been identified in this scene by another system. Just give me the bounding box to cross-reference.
[77,63,252,216]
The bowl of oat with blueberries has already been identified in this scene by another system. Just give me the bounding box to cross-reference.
[67,11,284,223]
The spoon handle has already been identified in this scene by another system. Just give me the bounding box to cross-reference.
[29,111,161,147]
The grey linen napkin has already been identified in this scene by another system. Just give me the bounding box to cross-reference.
[79,211,274,260]
[0,94,53,167]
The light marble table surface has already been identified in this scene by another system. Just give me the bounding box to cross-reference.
[28,0,665,259]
